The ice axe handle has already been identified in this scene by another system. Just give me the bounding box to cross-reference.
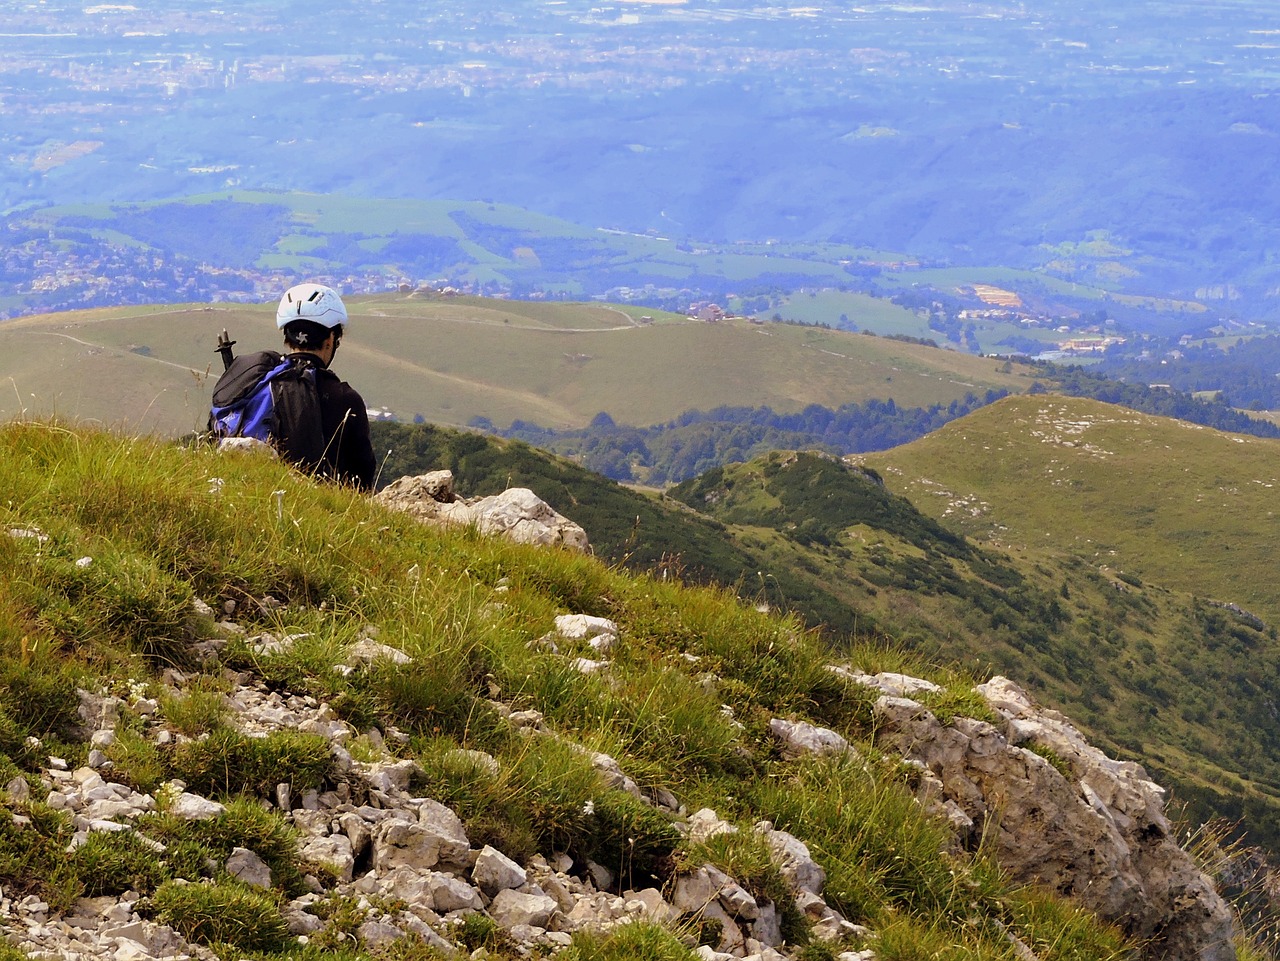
[215,329,237,370]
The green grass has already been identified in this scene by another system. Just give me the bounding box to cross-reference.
[152,879,292,951]
[865,393,1280,628]
[770,290,930,336]
[556,922,701,961]
[0,420,1137,959]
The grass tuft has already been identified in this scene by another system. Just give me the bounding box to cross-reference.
[557,920,699,961]
[167,728,334,800]
[72,829,167,897]
[150,879,292,951]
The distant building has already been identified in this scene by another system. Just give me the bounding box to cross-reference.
[1058,336,1126,353]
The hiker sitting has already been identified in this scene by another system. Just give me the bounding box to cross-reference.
[209,283,377,490]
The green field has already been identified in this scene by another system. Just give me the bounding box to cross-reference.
[770,290,929,336]
[0,295,1038,437]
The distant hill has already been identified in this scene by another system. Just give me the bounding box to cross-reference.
[862,393,1280,629]
[0,294,1036,437]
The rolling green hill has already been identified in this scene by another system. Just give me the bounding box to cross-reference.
[0,294,1036,437]
[862,393,1280,629]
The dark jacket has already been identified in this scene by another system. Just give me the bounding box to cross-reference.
[289,352,378,491]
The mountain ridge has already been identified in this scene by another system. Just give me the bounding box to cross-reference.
[0,295,1036,437]
[863,393,1280,627]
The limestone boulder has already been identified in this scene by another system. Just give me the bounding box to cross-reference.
[375,473,590,552]
[873,675,1237,961]
[372,813,469,874]
[489,888,559,929]
[768,718,855,760]
[473,845,527,896]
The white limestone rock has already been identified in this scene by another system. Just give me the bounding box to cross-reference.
[347,638,413,667]
[768,718,855,760]
[376,476,590,552]
[622,887,678,925]
[489,888,559,929]
[554,614,619,640]
[686,808,738,844]
[226,847,272,889]
[167,793,226,821]
[372,803,469,874]
[376,865,435,906]
[473,845,527,896]
[756,822,826,896]
[872,674,1237,961]
[429,872,483,912]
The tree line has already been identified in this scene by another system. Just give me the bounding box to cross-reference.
[473,391,1008,484]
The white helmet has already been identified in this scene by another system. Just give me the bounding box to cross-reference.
[275,283,348,329]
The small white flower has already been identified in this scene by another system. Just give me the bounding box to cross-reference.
[582,800,595,816]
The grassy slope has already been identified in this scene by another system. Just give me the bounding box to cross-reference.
[371,422,868,634]
[862,393,1280,627]
[0,295,1037,436]
[369,421,1280,854]
[0,421,1132,961]
[665,450,1280,853]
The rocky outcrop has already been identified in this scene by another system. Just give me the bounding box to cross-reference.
[0,602,1239,961]
[9,656,851,961]
[864,673,1236,961]
[374,470,590,551]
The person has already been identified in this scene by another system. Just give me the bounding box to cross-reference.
[273,282,377,490]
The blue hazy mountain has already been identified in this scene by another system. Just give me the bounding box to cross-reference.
[4,0,1279,308]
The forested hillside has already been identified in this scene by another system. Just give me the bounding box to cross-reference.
[480,361,1280,484]
[485,392,1006,484]
[1095,334,1280,411]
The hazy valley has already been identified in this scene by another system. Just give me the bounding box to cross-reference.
[6,0,1280,321]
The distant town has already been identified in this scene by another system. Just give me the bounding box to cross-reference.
[5,0,1280,333]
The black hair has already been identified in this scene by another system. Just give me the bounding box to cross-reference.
[283,319,343,351]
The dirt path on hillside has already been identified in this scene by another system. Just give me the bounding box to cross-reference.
[37,332,208,375]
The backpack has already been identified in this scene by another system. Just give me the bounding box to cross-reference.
[209,350,328,469]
